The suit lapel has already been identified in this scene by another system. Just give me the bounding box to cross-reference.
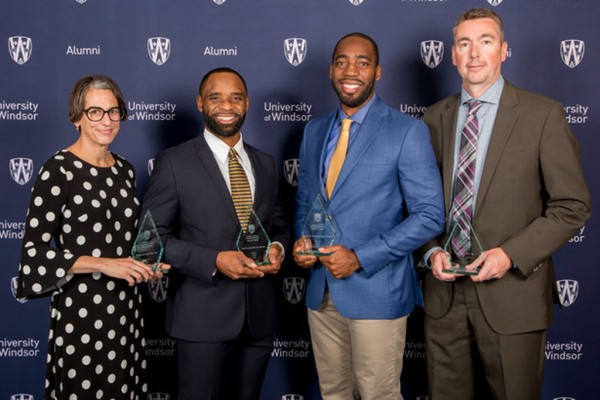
[194,136,240,227]
[474,83,519,215]
[441,95,460,217]
[316,113,336,199]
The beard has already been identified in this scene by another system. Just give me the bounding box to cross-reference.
[331,78,376,109]
[203,112,246,138]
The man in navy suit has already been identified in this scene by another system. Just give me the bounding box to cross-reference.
[142,67,289,400]
[293,33,445,399]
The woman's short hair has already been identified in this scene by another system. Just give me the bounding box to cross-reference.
[69,75,127,123]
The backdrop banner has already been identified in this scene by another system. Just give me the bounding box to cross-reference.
[1,1,597,399]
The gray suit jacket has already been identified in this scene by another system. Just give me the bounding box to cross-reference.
[421,81,591,335]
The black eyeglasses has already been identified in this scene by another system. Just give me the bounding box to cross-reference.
[83,107,125,122]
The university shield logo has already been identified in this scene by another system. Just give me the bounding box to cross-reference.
[148,276,169,303]
[148,158,155,176]
[11,276,27,304]
[8,36,32,65]
[75,0,87,4]
[9,158,34,185]
[148,392,171,400]
[284,159,299,187]
[213,0,226,4]
[282,394,304,400]
[148,394,171,400]
[557,279,579,307]
[348,0,364,5]
[486,0,503,6]
[420,40,444,69]
[147,37,171,66]
[560,40,585,68]
[10,394,34,400]
[283,277,306,305]
[284,38,307,66]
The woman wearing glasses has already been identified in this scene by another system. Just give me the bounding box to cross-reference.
[17,75,168,399]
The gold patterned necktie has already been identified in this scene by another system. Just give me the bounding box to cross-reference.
[326,118,353,198]
[228,148,253,232]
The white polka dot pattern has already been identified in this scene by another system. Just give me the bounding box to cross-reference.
[16,150,146,397]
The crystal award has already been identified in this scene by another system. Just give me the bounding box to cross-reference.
[131,210,165,273]
[298,194,336,256]
[237,208,271,265]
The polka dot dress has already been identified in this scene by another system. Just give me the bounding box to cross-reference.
[17,150,147,399]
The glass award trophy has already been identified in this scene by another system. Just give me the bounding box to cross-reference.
[298,194,336,256]
[131,210,165,273]
[443,214,482,275]
[237,208,271,265]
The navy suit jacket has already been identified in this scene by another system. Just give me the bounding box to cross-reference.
[295,95,445,319]
[142,135,289,341]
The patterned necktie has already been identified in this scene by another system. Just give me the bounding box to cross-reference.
[228,148,253,232]
[451,100,483,257]
[326,118,353,198]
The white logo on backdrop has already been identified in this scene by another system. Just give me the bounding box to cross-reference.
[420,40,444,68]
[9,158,34,185]
[11,277,27,304]
[557,279,579,307]
[284,159,299,187]
[283,277,306,305]
[148,393,170,400]
[213,0,226,4]
[284,38,307,66]
[147,37,171,66]
[560,40,585,68]
[8,36,32,65]
[148,277,169,303]
[282,395,304,400]
[349,0,364,5]
[486,0,503,6]
[148,158,155,176]
[10,394,34,400]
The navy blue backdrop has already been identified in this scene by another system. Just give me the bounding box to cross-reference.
[1,1,597,399]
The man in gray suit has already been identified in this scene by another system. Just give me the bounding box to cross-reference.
[142,67,289,399]
[420,8,591,400]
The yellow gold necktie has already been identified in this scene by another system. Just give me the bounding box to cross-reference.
[326,118,353,198]
[228,148,253,231]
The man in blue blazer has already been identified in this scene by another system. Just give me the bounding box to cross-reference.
[142,68,289,400]
[293,33,444,399]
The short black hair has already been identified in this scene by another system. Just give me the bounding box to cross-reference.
[332,32,380,66]
[198,67,248,96]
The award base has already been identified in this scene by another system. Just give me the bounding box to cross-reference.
[150,263,168,274]
[297,249,333,257]
[442,263,480,275]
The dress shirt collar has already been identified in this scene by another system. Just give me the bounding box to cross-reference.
[203,129,249,165]
[460,76,505,106]
[336,93,377,127]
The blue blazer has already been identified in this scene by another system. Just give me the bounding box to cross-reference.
[295,95,444,319]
